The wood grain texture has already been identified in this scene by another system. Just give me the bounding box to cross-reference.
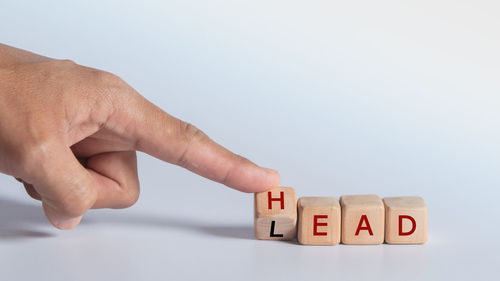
[383,196,428,244]
[340,194,384,244]
[254,187,297,240]
[297,197,340,245]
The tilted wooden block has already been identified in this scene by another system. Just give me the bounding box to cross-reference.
[383,196,428,244]
[340,194,384,244]
[254,187,297,240]
[297,197,341,245]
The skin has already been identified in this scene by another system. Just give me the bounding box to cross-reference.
[0,43,280,230]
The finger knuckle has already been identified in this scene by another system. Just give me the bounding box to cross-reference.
[93,71,129,98]
[92,70,131,108]
[175,122,208,167]
[56,59,77,67]
[43,59,77,73]
[116,170,140,208]
[120,186,140,208]
[182,122,207,143]
[94,70,123,86]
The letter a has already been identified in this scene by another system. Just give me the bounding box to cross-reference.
[355,215,373,236]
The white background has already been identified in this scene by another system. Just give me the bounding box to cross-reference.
[1,0,499,280]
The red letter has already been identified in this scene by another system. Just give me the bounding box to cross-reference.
[399,215,416,236]
[268,191,285,210]
[355,215,373,236]
[313,215,328,236]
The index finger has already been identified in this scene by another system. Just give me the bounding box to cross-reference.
[108,88,280,193]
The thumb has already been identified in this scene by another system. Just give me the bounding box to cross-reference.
[25,143,97,230]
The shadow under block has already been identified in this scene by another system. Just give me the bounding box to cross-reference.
[254,187,297,240]
[340,195,384,244]
[297,197,341,245]
[383,196,428,244]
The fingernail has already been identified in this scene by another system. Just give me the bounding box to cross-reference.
[53,216,83,230]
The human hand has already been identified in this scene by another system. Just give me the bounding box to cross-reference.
[0,44,280,230]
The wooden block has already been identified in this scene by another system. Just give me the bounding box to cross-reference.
[254,187,297,240]
[340,194,384,244]
[297,197,341,245]
[383,196,428,244]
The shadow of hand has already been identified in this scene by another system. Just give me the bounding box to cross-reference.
[0,198,54,239]
[0,197,254,240]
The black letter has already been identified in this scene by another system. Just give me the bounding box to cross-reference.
[270,221,284,237]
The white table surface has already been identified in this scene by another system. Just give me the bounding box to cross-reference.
[1,1,499,280]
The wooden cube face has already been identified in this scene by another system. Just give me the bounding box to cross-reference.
[254,187,297,240]
[340,195,385,244]
[297,197,340,245]
[383,196,428,244]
